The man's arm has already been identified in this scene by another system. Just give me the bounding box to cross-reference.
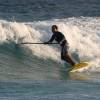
[44,34,55,44]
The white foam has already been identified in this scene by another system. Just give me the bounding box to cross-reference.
[0,17,100,71]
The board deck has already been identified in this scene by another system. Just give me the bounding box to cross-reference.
[70,62,89,72]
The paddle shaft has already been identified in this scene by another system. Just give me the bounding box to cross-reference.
[20,42,58,44]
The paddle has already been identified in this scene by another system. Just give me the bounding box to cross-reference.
[19,42,59,44]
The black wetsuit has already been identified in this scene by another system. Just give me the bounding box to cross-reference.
[47,31,75,65]
[47,31,69,60]
[48,31,68,46]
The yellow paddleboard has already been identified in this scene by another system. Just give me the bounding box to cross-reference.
[70,62,89,73]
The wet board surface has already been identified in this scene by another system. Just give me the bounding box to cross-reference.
[70,62,89,73]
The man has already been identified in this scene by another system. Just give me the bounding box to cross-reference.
[44,25,75,66]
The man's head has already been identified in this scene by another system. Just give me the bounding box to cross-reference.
[52,25,58,33]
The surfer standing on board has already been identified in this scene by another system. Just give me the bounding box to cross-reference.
[44,25,75,66]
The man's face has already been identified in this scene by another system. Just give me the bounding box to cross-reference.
[52,27,57,33]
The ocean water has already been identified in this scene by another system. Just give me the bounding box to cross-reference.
[0,0,100,21]
[0,0,100,100]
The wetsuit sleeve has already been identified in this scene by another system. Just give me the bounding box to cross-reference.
[47,34,55,43]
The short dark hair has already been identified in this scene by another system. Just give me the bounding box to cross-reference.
[52,25,58,29]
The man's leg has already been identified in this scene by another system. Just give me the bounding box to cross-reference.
[61,45,75,66]
[65,54,75,66]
